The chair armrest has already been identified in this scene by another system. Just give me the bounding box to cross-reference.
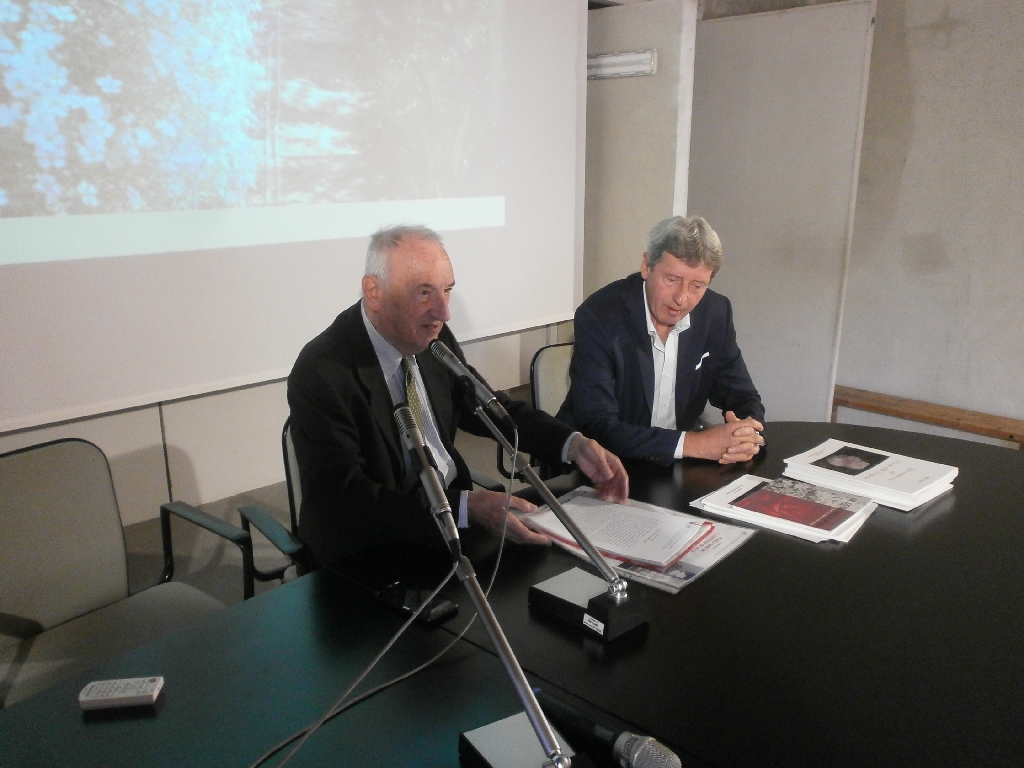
[160,501,255,599]
[238,503,303,558]
[163,501,250,544]
[238,503,313,579]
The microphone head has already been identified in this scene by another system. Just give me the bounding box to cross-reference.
[392,403,423,451]
[393,403,416,432]
[428,338,453,362]
[613,732,681,768]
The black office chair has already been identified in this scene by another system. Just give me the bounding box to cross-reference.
[0,439,253,708]
[495,342,574,481]
[282,416,302,537]
[235,419,313,587]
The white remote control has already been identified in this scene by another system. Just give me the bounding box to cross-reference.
[78,676,164,710]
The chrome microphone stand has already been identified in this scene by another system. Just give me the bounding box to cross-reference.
[394,405,570,768]
[475,406,628,595]
[467,401,648,642]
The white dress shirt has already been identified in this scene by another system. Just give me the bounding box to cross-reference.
[643,283,690,459]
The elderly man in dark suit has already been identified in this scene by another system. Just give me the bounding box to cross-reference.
[288,225,628,569]
[557,216,765,465]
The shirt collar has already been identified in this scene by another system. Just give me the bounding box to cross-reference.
[642,281,690,340]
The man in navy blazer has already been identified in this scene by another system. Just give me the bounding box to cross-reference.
[289,225,628,569]
[557,216,765,465]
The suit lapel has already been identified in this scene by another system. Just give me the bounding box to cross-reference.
[674,299,711,423]
[341,306,403,464]
[625,276,655,415]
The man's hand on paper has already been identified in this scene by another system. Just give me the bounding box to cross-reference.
[566,434,630,503]
[467,490,550,545]
[685,411,764,464]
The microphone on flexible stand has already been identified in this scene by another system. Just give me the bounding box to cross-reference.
[428,340,515,432]
[394,403,572,767]
[393,403,461,561]
[431,342,647,643]
[534,688,681,768]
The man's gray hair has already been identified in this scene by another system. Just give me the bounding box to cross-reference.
[646,216,723,276]
[365,224,444,283]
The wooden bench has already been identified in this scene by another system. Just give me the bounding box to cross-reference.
[831,386,1024,449]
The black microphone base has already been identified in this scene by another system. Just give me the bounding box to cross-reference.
[528,568,648,642]
[460,711,595,768]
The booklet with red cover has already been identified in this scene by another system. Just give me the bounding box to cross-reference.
[692,475,876,543]
[732,483,856,531]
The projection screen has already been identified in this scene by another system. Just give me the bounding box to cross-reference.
[0,0,582,432]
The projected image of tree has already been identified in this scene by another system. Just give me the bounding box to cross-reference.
[0,0,268,215]
[0,0,502,218]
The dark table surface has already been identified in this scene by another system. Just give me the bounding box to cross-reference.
[3,422,1022,768]
[440,422,1024,768]
[0,571,530,767]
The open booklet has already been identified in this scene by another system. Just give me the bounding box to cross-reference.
[519,487,753,594]
[783,439,957,511]
[692,475,877,543]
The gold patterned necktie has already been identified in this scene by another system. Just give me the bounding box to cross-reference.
[402,356,426,431]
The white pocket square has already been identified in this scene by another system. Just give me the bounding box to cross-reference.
[695,352,710,370]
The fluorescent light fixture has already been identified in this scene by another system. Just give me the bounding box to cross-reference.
[587,49,657,80]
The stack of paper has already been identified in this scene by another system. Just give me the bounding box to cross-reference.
[520,487,753,593]
[603,523,753,594]
[692,475,876,543]
[783,439,957,511]
[522,489,711,569]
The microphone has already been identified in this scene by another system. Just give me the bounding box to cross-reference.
[534,688,681,768]
[393,404,461,560]
[428,340,513,427]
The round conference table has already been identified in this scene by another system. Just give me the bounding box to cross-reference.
[446,421,1024,768]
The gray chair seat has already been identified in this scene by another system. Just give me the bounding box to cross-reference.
[1,582,221,708]
[0,439,250,709]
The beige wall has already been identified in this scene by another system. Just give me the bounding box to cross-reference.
[0,407,168,527]
[0,334,552,524]
[0,382,290,525]
[836,0,1024,422]
[584,0,698,297]
[688,1,875,421]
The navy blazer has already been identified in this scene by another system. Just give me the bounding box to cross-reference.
[556,273,763,462]
[288,301,574,568]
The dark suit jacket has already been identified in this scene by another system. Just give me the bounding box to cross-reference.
[556,272,764,463]
[287,301,574,568]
